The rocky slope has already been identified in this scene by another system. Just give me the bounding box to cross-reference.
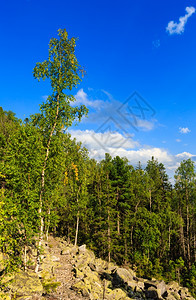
[0,236,195,300]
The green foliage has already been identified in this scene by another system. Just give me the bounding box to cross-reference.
[32,29,88,132]
[42,277,61,294]
[0,29,195,297]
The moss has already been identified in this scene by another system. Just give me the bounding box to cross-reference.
[0,293,11,300]
[107,288,128,299]
[72,280,89,297]
[9,271,43,296]
[42,276,61,294]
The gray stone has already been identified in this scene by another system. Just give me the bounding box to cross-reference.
[51,255,60,262]
[79,244,86,253]
[61,248,70,255]
[113,267,135,285]
[145,280,166,298]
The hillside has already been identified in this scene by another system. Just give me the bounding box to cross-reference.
[0,236,195,300]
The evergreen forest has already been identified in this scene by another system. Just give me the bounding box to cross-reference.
[0,29,195,297]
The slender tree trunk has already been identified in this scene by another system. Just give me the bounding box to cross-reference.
[194,232,196,263]
[74,186,81,246]
[46,207,51,241]
[24,245,27,272]
[35,95,59,273]
[75,212,80,246]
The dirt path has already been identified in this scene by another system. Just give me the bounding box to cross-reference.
[44,237,85,300]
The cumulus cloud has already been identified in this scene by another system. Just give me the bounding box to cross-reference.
[176,152,195,159]
[69,129,196,171]
[68,128,196,183]
[179,127,191,134]
[69,129,139,153]
[176,139,181,142]
[166,6,195,35]
[72,89,105,109]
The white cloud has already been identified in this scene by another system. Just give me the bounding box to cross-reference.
[69,129,196,182]
[69,129,139,152]
[73,89,104,109]
[166,6,195,35]
[179,127,191,134]
[70,129,184,165]
[176,139,181,142]
[136,119,156,131]
[176,152,195,159]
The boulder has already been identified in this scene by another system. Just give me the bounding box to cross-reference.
[72,280,90,297]
[144,280,166,298]
[51,255,60,262]
[112,267,135,287]
[167,281,180,292]
[79,244,86,253]
[166,294,178,300]
[179,287,189,299]
[61,245,78,256]
[106,287,128,299]
[9,270,43,297]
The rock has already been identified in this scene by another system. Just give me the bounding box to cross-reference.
[112,267,135,286]
[74,252,95,269]
[0,293,11,300]
[137,280,145,290]
[166,294,177,300]
[79,244,86,253]
[61,245,78,256]
[127,280,137,291]
[144,280,166,298]
[9,270,43,297]
[171,291,181,300]
[94,258,108,272]
[17,297,33,300]
[61,247,70,255]
[89,262,97,271]
[72,280,90,297]
[106,287,128,299]
[179,287,189,299]
[73,267,85,279]
[167,281,180,292]
[51,255,60,262]
[127,278,145,292]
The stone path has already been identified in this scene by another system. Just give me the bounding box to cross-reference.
[44,237,86,300]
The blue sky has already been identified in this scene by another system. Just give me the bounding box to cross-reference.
[1,0,196,180]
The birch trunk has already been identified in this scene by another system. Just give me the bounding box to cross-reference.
[35,95,59,273]
[74,186,81,246]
